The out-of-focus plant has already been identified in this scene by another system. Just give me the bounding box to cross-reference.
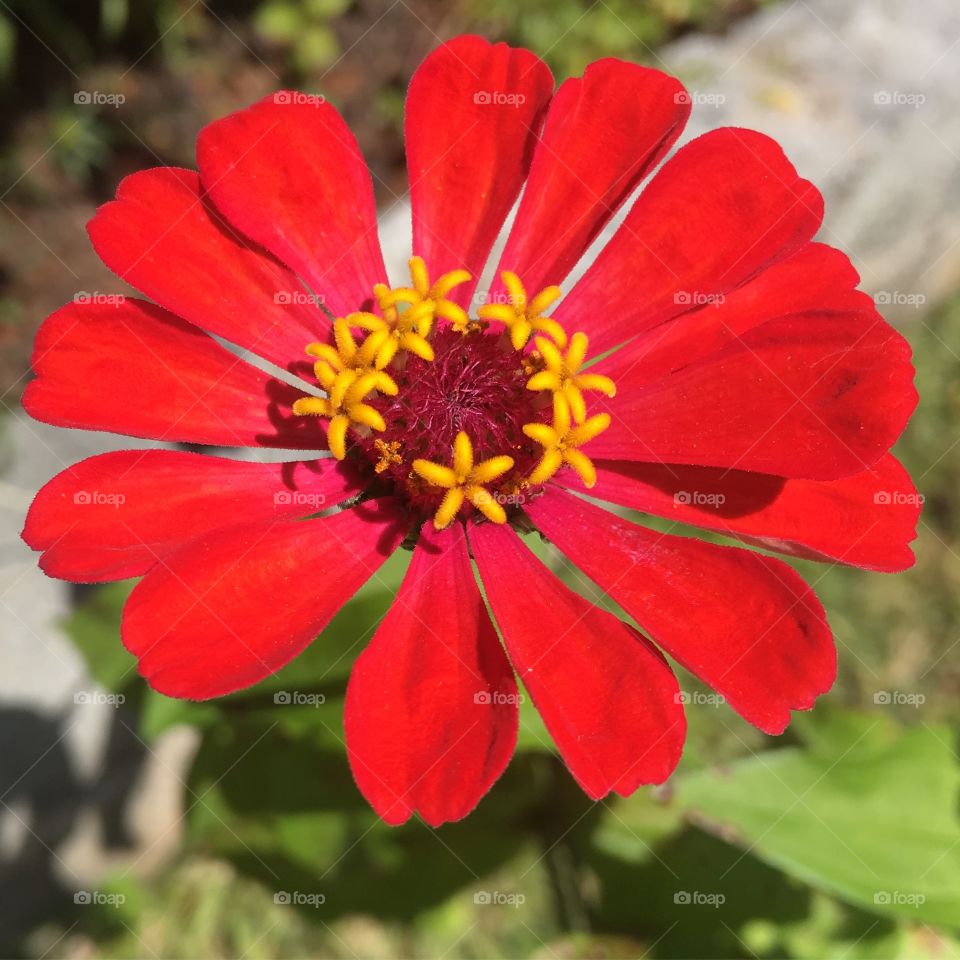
[474,0,773,75]
[253,0,352,75]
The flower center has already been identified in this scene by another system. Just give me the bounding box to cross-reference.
[292,257,617,530]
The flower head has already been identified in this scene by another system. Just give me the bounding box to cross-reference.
[23,35,918,829]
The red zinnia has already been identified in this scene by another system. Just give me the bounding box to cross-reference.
[23,36,918,826]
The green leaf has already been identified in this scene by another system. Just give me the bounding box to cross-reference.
[293,25,340,74]
[139,688,218,741]
[515,690,554,752]
[63,581,137,691]
[253,0,303,43]
[593,790,685,865]
[677,710,960,927]
[304,0,352,17]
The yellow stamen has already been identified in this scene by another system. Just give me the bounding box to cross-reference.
[412,431,515,530]
[305,319,398,395]
[526,332,616,424]
[290,266,617,501]
[523,394,610,489]
[477,271,568,350]
[346,293,436,368]
[294,320,397,459]
[374,256,472,334]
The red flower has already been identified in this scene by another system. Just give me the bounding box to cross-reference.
[22,36,918,827]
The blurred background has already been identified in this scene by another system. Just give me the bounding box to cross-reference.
[1,1,960,957]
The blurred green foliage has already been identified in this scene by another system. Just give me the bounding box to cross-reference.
[253,0,351,74]
[474,0,773,76]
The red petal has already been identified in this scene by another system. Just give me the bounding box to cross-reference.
[468,520,685,799]
[345,522,517,826]
[405,36,553,305]
[614,242,875,385]
[554,128,823,357]
[88,167,327,370]
[122,499,406,699]
[593,310,916,479]
[197,92,385,318]
[491,59,689,296]
[22,298,323,449]
[23,451,362,583]
[572,454,918,572]
[525,487,836,735]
